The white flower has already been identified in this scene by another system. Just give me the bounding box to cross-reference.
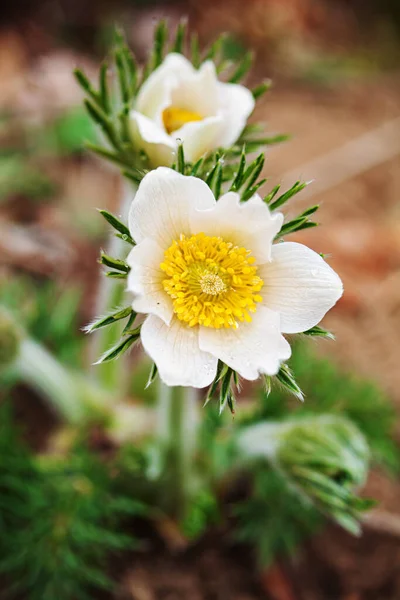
[129,53,255,167]
[126,168,343,388]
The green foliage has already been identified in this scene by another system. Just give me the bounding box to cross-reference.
[0,277,83,367]
[0,405,146,600]
[235,466,319,567]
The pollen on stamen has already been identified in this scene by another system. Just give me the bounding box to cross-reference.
[161,233,264,330]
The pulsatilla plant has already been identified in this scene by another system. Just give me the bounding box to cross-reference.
[1,20,394,600]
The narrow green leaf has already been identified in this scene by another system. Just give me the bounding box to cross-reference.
[98,210,132,240]
[230,146,247,192]
[153,20,168,68]
[303,326,335,340]
[173,20,187,53]
[145,363,158,389]
[252,79,272,100]
[95,328,141,363]
[269,181,308,211]
[105,271,127,279]
[177,142,185,174]
[191,157,204,177]
[229,51,253,84]
[190,32,201,68]
[83,306,133,333]
[276,364,304,402]
[122,310,137,334]
[115,49,130,104]
[263,184,280,204]
[100,253,129,273]
[83,100,121,150]
[74,69,99,103]
[99,63,110,113]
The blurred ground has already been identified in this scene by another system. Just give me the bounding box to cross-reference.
[1,2,400,598]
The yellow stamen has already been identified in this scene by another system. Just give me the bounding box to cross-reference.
[161,233,264,329]
[162,106,203,134]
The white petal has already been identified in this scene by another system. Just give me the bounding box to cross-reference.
[216,81,255,147]
[141,316,218,387]
[259,242,343,334]
[169,60,219,117]
[199,306,291,380]
[126,239,173,325]
[129,167,216,248]
[129,111,176,167]
[190,192,283,263]
[173,116,224,163]
[136,53,195,120]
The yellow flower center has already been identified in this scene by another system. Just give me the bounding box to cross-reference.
[162,106,203,134]
[160,233,264,329]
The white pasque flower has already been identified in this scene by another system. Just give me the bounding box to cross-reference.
[126,168,343,388]
[129,53,255,167]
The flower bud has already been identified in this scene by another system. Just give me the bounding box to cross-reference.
[238,415,372,534]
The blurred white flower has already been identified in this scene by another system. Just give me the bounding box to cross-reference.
[129,53,255,166]
[126,168,343,388]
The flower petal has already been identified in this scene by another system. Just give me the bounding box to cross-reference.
[129,167,216,248]
[259,242,343,334]
[129,111,176,167]
[190,192,283,263]
[199,306,291,380]
[136,53,195,120]
[169,60,219,117]
[141,315,218,387]
[173,116,224,163]
[216,81,255,147]
[126,239,173,325]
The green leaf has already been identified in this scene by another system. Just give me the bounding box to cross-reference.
[74,69,99,104]
[269,181,309,211]
[83,307,134,333]
[99,63,110,113]
[95,328,141,363]
[172,20,187,54]
[145,363,158,389]
[153,20,168,68]
[276,363,304,402]
[252,79,272,99]
[99,253,129,273]
[98,209,133,241]
[303,326,335,340]
[229,51,253,83]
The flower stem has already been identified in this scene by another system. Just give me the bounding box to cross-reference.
[89,180,136,390]
[16,339,101,425]
[157,381,199,520]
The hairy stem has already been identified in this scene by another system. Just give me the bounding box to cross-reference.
[157,381,199,520]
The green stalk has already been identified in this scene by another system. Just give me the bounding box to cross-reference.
[89,181,137,390]
[16,339,103,425]
[157,381,199,520]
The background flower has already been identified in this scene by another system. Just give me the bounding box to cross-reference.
[129,53,255,167]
